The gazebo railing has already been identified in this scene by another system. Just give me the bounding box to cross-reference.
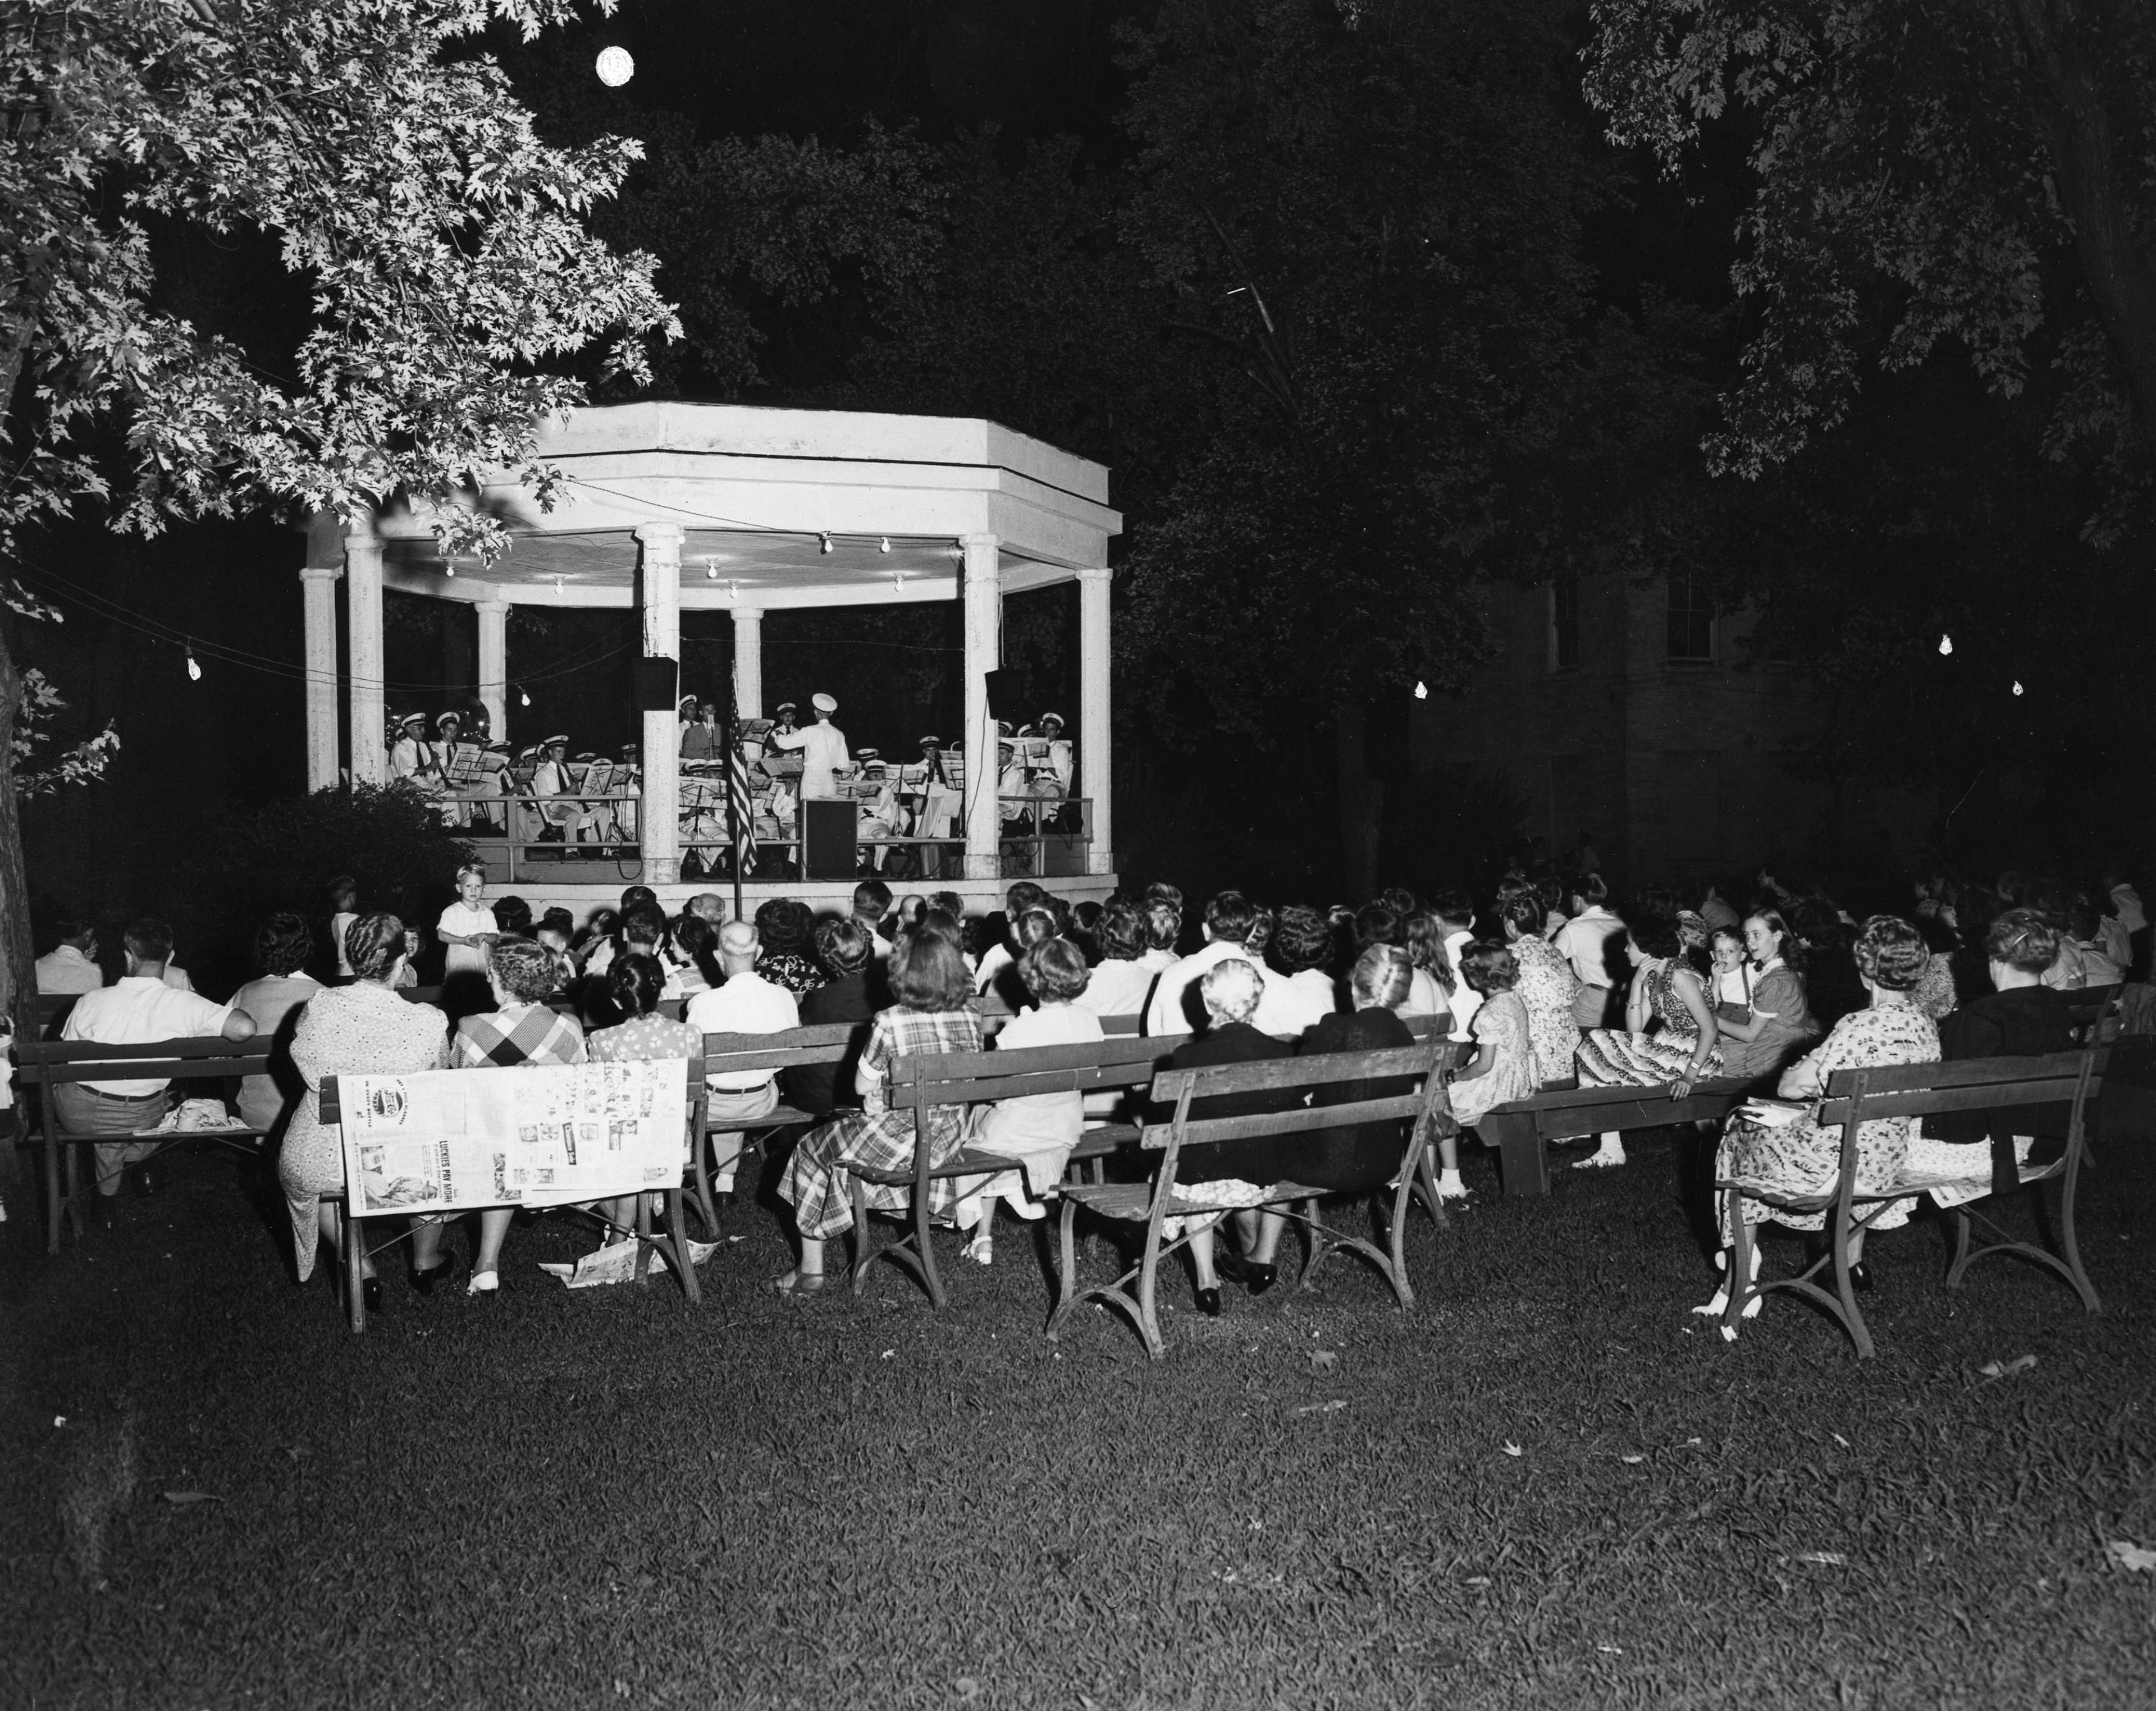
[439,791,1091,885]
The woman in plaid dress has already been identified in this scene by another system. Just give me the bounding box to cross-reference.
[774,917,981,1294]
[451,935,587,1295]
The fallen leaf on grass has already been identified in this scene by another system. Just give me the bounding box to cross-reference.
[1462,1575,1492,1588]
[2105,1540,2156,1573]
[1793,1550,1847,1567]
[1979,1355,2038,1380]
[162,1491,222,1506]
[1621,1454,1645,1465]
[1501,1442,1523,1458]
[1596,1644,1624,1655]
[954,1677,981,1701]
[880,1349,896,1360]
[1307,1349,1338,1374]
[1831,1433,1851,1448]
[52,1416,65,1429]
[285,1445,310,1463]
[1295,1399,1347,1416]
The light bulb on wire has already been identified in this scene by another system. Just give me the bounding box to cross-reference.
[595,45,634,86]
[878,536,891,553]
[704,557,719,580]
[819,533,834,555]
[1413,680,1428,701]
[518,686,531,708]
[1938,633,1954,656]
[2012,679,2025,697]
[185,646,202,682]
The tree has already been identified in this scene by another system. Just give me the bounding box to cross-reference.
[1584,0,2156,537]
[0,0,676,1015]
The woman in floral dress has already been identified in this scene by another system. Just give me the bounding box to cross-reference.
[774,919,983,1294]
[1495,884,1581,1085]
[1572,910,1724,1169]
[1702,916,1940,1310]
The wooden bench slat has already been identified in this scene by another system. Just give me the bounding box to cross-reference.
[1153,1043,1447,1101]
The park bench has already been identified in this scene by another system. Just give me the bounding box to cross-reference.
[318,1054,710,1334]
[1715,1044,2107,1360]
[1043,1040,1468,1359]
[1473,1074,1766,1197]
[16,1035,275,1255]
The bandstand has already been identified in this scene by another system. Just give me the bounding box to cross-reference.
[297,402,1121,917]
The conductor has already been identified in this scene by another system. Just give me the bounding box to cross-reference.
[766,691,850,798]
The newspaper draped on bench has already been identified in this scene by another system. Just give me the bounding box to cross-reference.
[337,1060,687,1215]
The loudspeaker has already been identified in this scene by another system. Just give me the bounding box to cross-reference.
[634,655,679,712]
[983,667,1017,713]
[803,798,858,881]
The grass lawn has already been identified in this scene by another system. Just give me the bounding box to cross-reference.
[3,1122,2154,1710]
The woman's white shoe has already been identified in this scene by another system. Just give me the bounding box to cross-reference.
[465,1269,500,1295]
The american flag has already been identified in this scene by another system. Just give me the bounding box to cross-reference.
[724,685,757,877]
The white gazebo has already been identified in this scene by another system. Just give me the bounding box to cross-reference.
[298,401,1121,912]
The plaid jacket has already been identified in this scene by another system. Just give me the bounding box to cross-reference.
[452,1003,587,1069]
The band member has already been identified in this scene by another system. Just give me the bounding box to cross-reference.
[615,742,641,841]
[763,699,800,753]
[766,691,849,798]
[433,711,470,827]
[913,735,959,878]
[997,740,1032,830]
[532,734,596,849]
[1038,711,1074,794]
[390,713,444,792]
[854,749,902,873]
[677,693,699,739]
[680,699,719,762]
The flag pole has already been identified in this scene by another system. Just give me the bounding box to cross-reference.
[723,679,746,922]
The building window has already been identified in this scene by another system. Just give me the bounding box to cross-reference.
[1666,576,1715,661]
[1549,577,1579,671]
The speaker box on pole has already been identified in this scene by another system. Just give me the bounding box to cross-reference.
[803,798,858,881]
[983,667,1017,715]
[634,655,679,712]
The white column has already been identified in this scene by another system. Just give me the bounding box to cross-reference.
[961,533,1002,880]
[732,606,764,719]
[1075,566,1113,875]
[344,517,387,786]
[299,564,342,791]
[476,598,509,743]
[637,522,684,885]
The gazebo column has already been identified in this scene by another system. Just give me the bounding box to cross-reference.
[961,533,1002,880]
[299,564,342,792]
[733,606,764,718]
[1075,566,1113,874]
[637,522,684,884]
[476,597,509,742]
[344,516,387,785]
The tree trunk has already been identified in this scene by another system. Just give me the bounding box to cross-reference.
[1334,701,1383,902]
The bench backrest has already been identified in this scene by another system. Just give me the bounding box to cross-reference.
[701,1022,865,1078]
[1817,1048,2107,1127]
[17,1035,272,1086]
[320,1053,707,1126]
[1145,1041,1464,1151]
[886,1034,1184,1111]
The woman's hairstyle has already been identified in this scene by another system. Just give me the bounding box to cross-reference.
[454,861,486,885]
[672,913,723,990]
[1045,894,1075,939]
[327,873,358,908]
[1203,889,1259,944]
[608,952,666,1018]
[1349,943,1413,1009]
[1569,872,1607,907]
[1198,956,1263,1024]
[1622,909,1683,960]
[918,905,965,948]
[1495,884,1544,938]
[493,895,533,938]
[579,907,620,946]
[755,896,815,955]
[815,917,874,978]
[1072,899,1103,935]
[1852,914,1931,992]
[1144,898,1182,952]
[1535,876,1564,918]
[1243,903,1276,960]
[890,923,974,1010]
[1021,936,1091,1004]
[538,906,576,940]
[1744,907,1805,972]
[622,902,669,948]
[1272,905,1333,974]
[1144,881,1184,913]
[929,890,963,920]
[621,884,657,913]
[1458,940,1518,996]
[487,935,558,1004]
[253,912,313,978]
[1429,889,1475,930]
[1095,898,1146,962]
[1354,902,1401,952]
[1017,907,1058,949]
[1006,880,1047,916]
[1985,907,2060,976]
[1403,910,1459,995]
[346,912,406,982]
[1380,886,1419,918]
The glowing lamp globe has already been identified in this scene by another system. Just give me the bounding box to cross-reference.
[595,45,634,87]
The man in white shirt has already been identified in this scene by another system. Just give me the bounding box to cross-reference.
[766,692,849,798]
[35,918,105,995]
[1074,899,1159,1023]
[684,920,800,1193]
[851,880,894,959]
[532,734,597,849]
[389,712,443,793]
[1146,890,1264,1037]
[1551,873,1625,1029]
[58,918,255,1202]
[1431,891,1484,1036]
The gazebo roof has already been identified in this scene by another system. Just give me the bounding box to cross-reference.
[370,401,1120,609]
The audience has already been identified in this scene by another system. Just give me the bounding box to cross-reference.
[752,898,824,997]
[586,951,704,1240]
[35,915,104,995]
[1493,884,1582,1085]
[278,913,446,1307]
[230,913,322,1133]
[686,920,802,1199]
[1444,941,1538,1184]
[1573,911,1723,1170]
[788,919,880,1119]
[1145,889,1264,1036]
[1712,909,1819,1081]
[1552,873,1623,1029]
[1292,944,1450,1210]
[1267,904,1343,1033]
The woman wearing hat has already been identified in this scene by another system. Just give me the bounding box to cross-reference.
[766,692,849,798]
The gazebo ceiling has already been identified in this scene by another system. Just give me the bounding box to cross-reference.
[364,401,1118,610]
